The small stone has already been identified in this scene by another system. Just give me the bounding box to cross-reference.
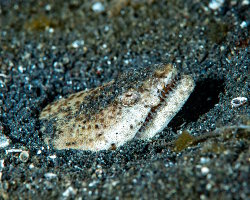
[92,2,105,13]
[242,0,249,5]
[62,186,76,198]
[71,40,84,48]
[200,157,210,164]
[47,27,54,33]
[0,159,4,171]
[209,0,225,10]
[37,150,42,154]
[206,183,212,190]
[0,134,10,148]
[18,65,24,73]
[201,166,210,175]
[45,4,51,11]
[48,154,57,159]
[44,172,57,179]
[240,21,248,28]
[29,163,35,169]
[6,149,22,154]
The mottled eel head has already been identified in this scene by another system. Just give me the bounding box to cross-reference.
[40,64,195,151]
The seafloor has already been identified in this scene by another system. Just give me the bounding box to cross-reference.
[0,0,249,199]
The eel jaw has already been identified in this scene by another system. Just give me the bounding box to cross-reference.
[135,74,195,139]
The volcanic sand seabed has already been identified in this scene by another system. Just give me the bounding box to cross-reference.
[0,1,249,199]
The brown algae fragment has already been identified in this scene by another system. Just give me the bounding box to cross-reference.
[39,64,195,151]
[24,15,52,31]
[173,130,195,152]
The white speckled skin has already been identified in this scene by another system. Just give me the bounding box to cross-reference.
[40,64,195,151]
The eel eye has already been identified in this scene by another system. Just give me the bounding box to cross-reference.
[120,90,140,106]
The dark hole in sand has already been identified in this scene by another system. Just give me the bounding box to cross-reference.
[168,78,225,132]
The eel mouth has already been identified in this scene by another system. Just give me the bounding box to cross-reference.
[134,69,197,140]
[136,73,180,134]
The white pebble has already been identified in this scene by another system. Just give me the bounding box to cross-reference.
[71,40,84,48]
[37,150,42,154]
[242,0,249,5]
[206,183,212,190]
[62,186,76,197]
[209,0,225,10]
[92,2,105,13]
[89,180,98,187]
[240,21,248,28]
[48,154,57,159]
[0,159,4,171]
[45,4,51,11]
[29,164,35,169]
[200,157,210,164]
[102,43,107,48]
[18,65,24,73]
[201,166,210,175]
[47,27,54,33]
[6,149,22,154]
[0,134,10,148]
[231,97,247,108]
[44,172,57,179]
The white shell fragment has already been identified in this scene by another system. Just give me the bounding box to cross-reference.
[40,64,195,151]
[231,97,248,108]
[19,151,29,162]
[0,134,10,148]
[92,2,105,13]
[209,0,225,10]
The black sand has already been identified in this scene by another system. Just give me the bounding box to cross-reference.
[0,0,249,199]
